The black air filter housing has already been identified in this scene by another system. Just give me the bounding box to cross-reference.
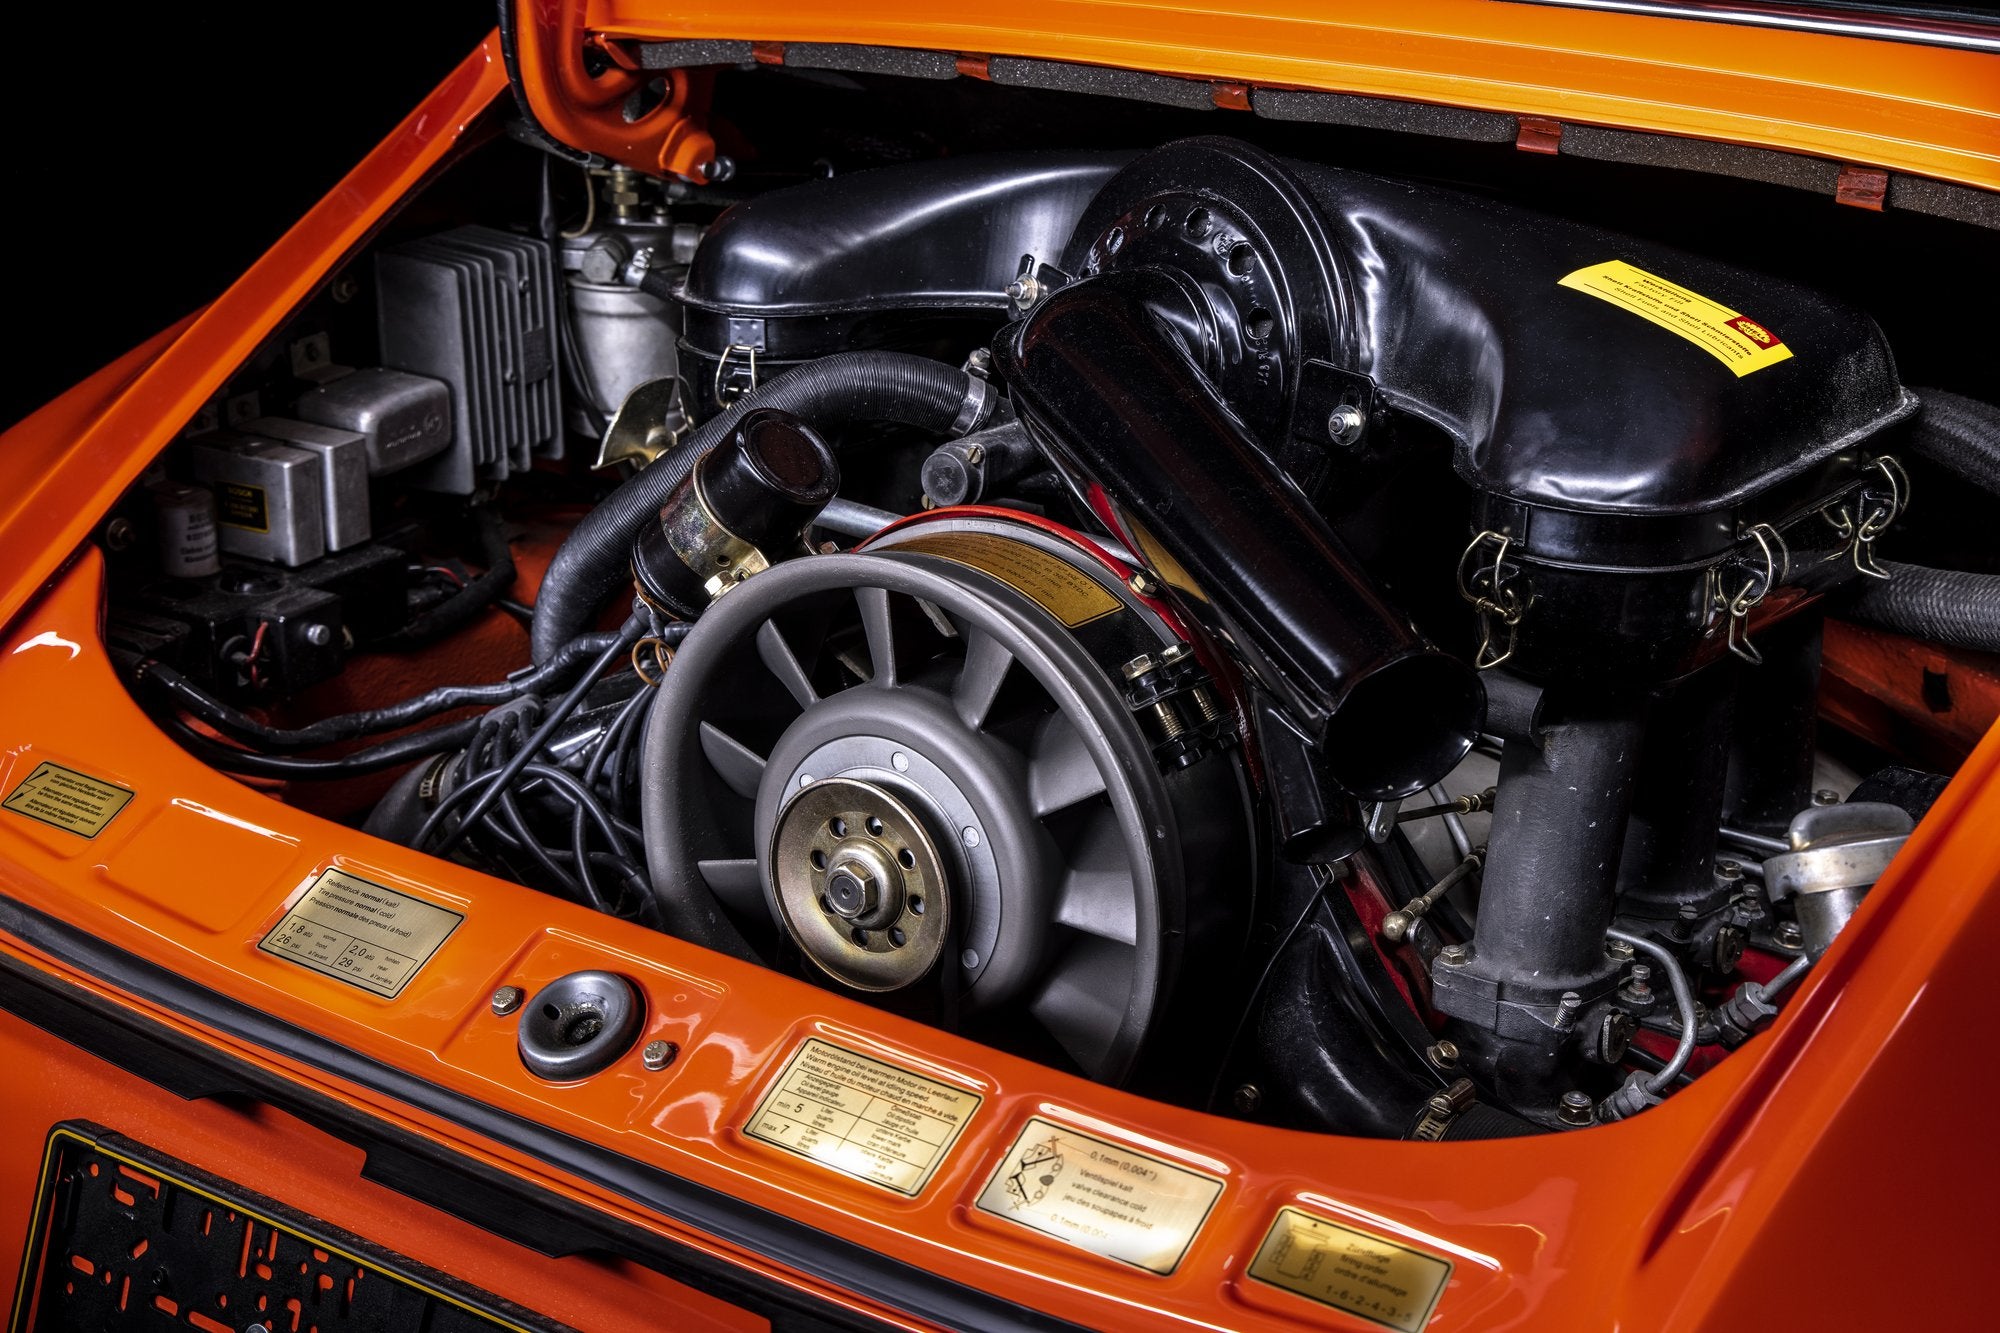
[1065,139,1914,683]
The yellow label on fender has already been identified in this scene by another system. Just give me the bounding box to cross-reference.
[1559,259,1794,377]
[744,1038,981,1195]
[974,1116,1223,1274]
[2,762,133,838]
[259,868,462,999]
[1247,1206,1453,1333]
[892,530,1120,627]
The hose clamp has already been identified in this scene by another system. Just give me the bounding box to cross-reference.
[1456,530,1527,670]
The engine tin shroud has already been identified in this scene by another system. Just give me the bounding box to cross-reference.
[1067,139,1914,681]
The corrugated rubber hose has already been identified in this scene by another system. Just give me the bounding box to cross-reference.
[530,351,992,663]
[1845,561,2000,654]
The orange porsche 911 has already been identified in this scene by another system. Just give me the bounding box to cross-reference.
[3,2,1997,1330]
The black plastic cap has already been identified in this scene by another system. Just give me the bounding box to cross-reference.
[698,408,840,548]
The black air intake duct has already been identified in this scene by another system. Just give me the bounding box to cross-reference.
[997,267,1484,802]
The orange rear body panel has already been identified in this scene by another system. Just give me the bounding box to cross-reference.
[1,6,1997,1331]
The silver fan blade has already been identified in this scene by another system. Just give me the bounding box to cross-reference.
[1053,811,1139,945]
[697,858,767,915]
[699,722,767,800]
[1028,933,1136,1079]
[1027,712,1108,818]
[756,618,820,709]
[953,627,1015,729]
[856,585,897,687]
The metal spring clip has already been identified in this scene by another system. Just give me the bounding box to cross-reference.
[1715,522,1789,665]
[1821,455,1909,580]
[1456,530,1526,670]
[713,343,760,405]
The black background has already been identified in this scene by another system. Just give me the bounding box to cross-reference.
[1,4,493,432]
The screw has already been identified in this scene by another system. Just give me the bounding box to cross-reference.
[1232,1083,1263,1115]
[301,622,334,648]
[1438,944,1469,966]
[1326,404,1366,447]
[1624,964,1653,1000]
[1557,1090,1595,1126]
[490,985,524,1017]
[103,516,137,552]
[1559,990,1582,1008]
[642,1040,679,1072]
[1775,921,1805,950]
[1426,1040,1459,1069]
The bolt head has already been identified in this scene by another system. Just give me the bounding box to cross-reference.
[642,1039,679,1072]
[1715,858,1743,881]
[103,517,137,552]
[302,622,334,648]
[1438,944,1469,966]
[1232,1083,1263,1115]
[823,862,880,920]
[490,985,525,1017]
[1775,921,1805,950]
[1557,1090,1596,1126]
[1427,1040,1460,1069]
[1326,404,1366,446]
[1607,938,1635,962]
[1813,788,1842,806]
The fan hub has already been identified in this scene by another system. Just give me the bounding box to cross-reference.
[770,776,953,990]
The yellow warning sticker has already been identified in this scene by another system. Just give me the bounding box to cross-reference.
[1247,1206,1453,1333]
[259,868,462,999]
[744,1038,982,1196]
[1559,259,1793,377]
[2,761,133,838]
[891,530,1120,627]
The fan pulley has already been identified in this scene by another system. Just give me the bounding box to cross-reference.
[640,514,1252,1084]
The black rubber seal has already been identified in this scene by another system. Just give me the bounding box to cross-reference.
[0,890,1083,1333]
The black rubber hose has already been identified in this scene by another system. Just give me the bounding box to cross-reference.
[1907,387,2000,495]
[378,506,518,649]
[1843,561,2000,654]
[161,714,486,779]
[530,351,989,663]
[135,630,635,751]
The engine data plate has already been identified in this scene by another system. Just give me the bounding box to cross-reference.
[973,1116,1223,1275]
[258,867,462,999]
[1246,1205,1453,1333]
[742,1037,981,1195]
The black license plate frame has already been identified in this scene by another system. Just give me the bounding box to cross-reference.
[9,1120,567,1333]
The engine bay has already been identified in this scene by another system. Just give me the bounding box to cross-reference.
[95,55,2000,1141]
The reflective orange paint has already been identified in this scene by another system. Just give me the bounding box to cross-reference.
[578,0,2000,189]
[4,546,1998,1328]
[2,5,1997,1330]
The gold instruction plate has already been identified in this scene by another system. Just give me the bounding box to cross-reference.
[258,868,463,999]
[974,1116,1223,1275]
[1247,1206,1453,1333]
[743,1038,981,1196]
[3,762,133,839]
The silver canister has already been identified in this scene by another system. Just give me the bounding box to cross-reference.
[248,417,372,550]
[148,480,221,578]
[189,436,327,567]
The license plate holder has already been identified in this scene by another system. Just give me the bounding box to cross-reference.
[9,1121,565,1333]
